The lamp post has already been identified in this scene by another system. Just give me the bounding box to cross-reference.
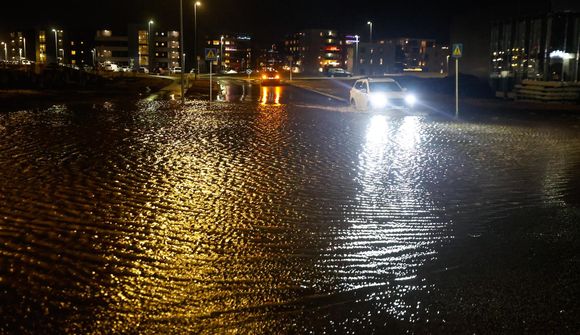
[354,35,360,75]
[52,29,58,65]
[220,35,224,72]
[179,0,185,104]
[148,20,154,72]
[1,42,7,62]
[367,21,373,43]
[194,1,201,79]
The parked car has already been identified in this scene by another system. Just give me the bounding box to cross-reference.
[138,67,149,74]
[104,63,119,72]
[349,78,417,111]
[327,68,352,77]
[170,67,182,74]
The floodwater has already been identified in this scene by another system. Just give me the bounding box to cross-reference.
[1,82,579,334]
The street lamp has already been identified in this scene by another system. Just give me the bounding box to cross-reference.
[179,0,185,104]
[52,29,58,65]
[354,35,360,75]
[194,1,201,78]
[148,20,154,72]
[220,35,224,72]
[19,37,26,60]
[1,42,7,62]
[367,21,373,43]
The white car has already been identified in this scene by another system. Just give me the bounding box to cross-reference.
[170,67,182,74]
[349,78,417,111]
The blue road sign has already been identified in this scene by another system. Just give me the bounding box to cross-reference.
[205,48,218,61]
[452,44,463,58]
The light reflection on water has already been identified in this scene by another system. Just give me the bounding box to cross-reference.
[1,93,580,333]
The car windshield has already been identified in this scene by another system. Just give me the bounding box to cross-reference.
[369,82,402,92]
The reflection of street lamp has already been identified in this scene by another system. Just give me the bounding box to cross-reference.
[367,21,373,43]
[148,20,154,71]
[52,29,58,65]
[194,1,201,78]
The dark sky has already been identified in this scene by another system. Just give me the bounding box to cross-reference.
[1,0,577,45]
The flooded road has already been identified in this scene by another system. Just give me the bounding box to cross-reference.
[1,81,580,334]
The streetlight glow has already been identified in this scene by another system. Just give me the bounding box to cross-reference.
[367,21,373,43]
[194,1,202,78]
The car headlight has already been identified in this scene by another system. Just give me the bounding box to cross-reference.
[370,93,388,108]
[405,94,417,106]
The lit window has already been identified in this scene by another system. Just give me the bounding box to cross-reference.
[71,50,76,55]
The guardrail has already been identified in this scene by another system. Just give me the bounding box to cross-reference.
[514,80,580,104]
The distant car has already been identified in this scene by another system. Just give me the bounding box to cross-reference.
[327,68,352,77]
[170,67,182,74]
[104,63,119,72]
[119,66,131,72]
[138,67,149,74]
[261,70,281,86]
[349,78,417,111]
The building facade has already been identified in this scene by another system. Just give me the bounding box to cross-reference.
[285,30,344,74]
[96,27,180,70]
[206,34,253,72]
[490,11,580,84]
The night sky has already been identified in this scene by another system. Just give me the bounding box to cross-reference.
[1,0,577,45]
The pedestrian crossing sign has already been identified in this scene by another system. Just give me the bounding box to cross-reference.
[452,44,463,58]
[205,48,218,61]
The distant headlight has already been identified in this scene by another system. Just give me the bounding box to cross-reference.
[405,94,417,106]
[262,74,267,80]
[370,93,388,108]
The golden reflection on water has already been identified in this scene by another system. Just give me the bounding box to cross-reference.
[260,86,282,106]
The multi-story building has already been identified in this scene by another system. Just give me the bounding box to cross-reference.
[95,29,129,67]
[34,29,66,65]
[8,32,26,62]
[285,29,344,74]
[256,44,285,70]
[388,38,438,72]
[354,41,397,76]
[96,27,180,70]
[69,39,93,67]
[152,31,180,70]
[490,11,580,84]
[206,34,253,72]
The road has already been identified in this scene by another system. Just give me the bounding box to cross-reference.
[1,81,579,334]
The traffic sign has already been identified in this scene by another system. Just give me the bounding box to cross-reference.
[205,48,218,61]
[452,43,463,58]
[246,69,253,75]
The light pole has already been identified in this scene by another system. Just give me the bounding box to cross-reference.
[220,35,224,72]
[367,21,373,43]
[194,1,201,79]
[148,20,154,72]
[19,37,26,60]
[179,0,185,104]
[354,35,360,75]
[1,42,7,62]
[52,29,58,65]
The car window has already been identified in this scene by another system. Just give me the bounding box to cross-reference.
[369,82,402,92]
[355,81,365,90]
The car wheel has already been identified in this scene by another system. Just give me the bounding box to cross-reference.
[350,99,357,110]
